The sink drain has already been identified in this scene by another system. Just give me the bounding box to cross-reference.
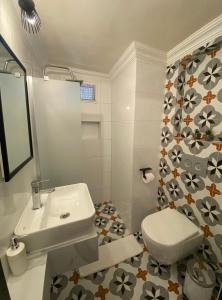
[60,212,70,219]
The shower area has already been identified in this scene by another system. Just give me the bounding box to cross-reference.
[32,66,83,187]
[32,65,111,204]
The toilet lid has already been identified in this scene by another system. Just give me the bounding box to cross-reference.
[142,208,199,246]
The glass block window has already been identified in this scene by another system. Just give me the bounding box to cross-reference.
[80,83,96,101]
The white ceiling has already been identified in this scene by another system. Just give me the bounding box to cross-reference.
[35,0,222,73]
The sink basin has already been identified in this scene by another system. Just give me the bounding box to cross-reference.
[15,183,96,253]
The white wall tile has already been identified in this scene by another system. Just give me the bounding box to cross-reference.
[133,120,162,149]
[82,139,102,158]
[77,74,111,203]
[111,54,165,232]
[136,60,165,93]
[111,101,135,122]
[102,170,111,187]
[82,157,102,189]
[102,138,111,157]
[131,59,165,232]
[135,95,164,121]
[100,103,111,122]
[81,102,100,115]
[102,185,111,202]
[87,186,102,204]
[101,122,111,140]
[100,80,111,104]
[102,157,111,173]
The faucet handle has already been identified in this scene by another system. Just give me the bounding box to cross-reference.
[39,179,49,185]
[31,180,41,188]
[31,179,50,189]
[39,179,50,189]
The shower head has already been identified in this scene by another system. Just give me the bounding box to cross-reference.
[66,79,84,86]
[43,65,83,85]
[3,59,15,72]
[0,59,21,77]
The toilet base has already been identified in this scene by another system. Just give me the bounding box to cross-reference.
[142,229,203,265]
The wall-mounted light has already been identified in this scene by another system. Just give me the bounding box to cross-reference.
[18,0,41,34]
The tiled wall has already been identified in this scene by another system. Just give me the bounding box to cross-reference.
[131,59,165,231]
[79,72,111,203]
[111,46,165,232]
[111,60,136,230]
[158,35,222,274]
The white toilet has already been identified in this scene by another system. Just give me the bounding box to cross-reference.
[141,208,203,265]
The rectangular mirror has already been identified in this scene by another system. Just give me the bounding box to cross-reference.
[0,35,33,182]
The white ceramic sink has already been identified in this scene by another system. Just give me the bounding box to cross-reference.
[15,183,96,253]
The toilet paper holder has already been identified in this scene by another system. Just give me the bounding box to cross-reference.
[139,167,152,179]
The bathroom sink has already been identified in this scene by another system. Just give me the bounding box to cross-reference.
[15,183,96,253]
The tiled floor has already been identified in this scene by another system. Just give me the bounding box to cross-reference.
[50,202,191,300]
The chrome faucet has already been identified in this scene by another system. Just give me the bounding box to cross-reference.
[31,179,52,210]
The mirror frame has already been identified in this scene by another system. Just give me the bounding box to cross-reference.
[0,35,33,182]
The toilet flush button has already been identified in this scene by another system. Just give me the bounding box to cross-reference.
[194,163,201,172]
[184,159,192,168]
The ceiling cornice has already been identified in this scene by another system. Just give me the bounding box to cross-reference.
[110,41,166,79]
[167,14,222,65]
[109,42,136,80]
[134,41,166,64]
[71,66,109,80]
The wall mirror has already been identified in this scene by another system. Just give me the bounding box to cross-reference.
[172,36,222,142]
[0,35,33,182]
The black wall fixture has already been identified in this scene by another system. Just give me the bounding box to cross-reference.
[18,0,41,33]
[0,262,11,300]
[139,167,152,179]
[0,35,33,182]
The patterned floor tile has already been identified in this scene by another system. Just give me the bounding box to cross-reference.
[51,202,184,300]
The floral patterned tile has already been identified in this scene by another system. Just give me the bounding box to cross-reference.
[94,201,130,245]
[160,36,222,280]
[50,202,185,300]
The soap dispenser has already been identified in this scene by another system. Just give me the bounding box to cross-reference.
[6,235,27,276]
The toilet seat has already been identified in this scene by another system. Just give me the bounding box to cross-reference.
[141,208,199,247]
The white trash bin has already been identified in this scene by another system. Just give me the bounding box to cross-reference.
[184,259,216,300]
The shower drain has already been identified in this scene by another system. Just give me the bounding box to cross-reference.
[60,212,70,219]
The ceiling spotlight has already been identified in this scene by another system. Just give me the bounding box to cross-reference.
[18,0,41,34]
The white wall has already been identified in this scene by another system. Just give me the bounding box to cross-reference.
[110,43,165,231]
[131,59,165,231]
[0,0,39,277]
[111,60,136,230]
[74,70,111,204]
